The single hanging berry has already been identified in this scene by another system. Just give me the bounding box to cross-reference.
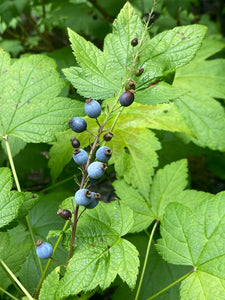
[57,209,72,220]
[75,189,92,206]
[69,117,87,133]
[135,67,144,77]
[36,240,53,259]
[85,192,101,209]
[103,132,114,141]
[131,37,138,46]
[84,98,101,118]
[96,146,112,162]
[119,90,135,107]
[88,162,107,179]
[73,148,88,166]
[71,137,80,148]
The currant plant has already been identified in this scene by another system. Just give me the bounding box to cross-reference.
[0,1,225,300]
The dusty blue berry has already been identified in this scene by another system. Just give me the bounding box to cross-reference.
[119,91,135,107]
[85,192,100,209]
[85,99,101,118]
[87,162,107,179]
[73,148,88,166]
[36,240,53,259]
[69,117,87,133]
[75,189,92,206]
[96,146,112,162]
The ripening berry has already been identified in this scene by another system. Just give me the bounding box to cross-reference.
[119,91,135,107]
[125,80,136,91]
[75,189,92,206]
[88,162,107,179]
[69,117,87,133]
[96,146,112,162]
[103,132,114,141]
[73,148,88,166]
[71,137,80,148]
[36,240,53,259]
[135,67,144,77]
[85,192,101,209]
[57,209,72,220]
[131,37,138,46]
[85,99,101,118]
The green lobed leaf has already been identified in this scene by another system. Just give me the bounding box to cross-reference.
[174,93,225,151]
[56,201,139,298]
[137,25,207,89]
[0,51,84,143]
[0,224,32,289]
[18,192,39,218]
[1,135,27,157]
[155,192,225,299]
[150,159,188,220]
[113,179,154,233]
[0,167,24,228]
[193,39,225,61]
[63,2,148,99]
[39,266,61,300]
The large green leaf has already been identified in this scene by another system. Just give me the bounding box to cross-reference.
[39,267,61,300]
[63,2,147,99]
[0,167,24,228]
[56,201,139,298]
[155,192,225,299]
[0,49,84,143]
[0,224,32,289]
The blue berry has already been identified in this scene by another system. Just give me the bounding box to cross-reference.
[96,146,112,162]
[87,162,107,179]
[119,91,135,107]
[75,189,92,206]
[69,117,87,133]
[85,99,101,118]
[36,240,53,259]
[73,148,88,166]
[85,192,100,209]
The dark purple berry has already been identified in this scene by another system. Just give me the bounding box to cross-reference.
[69,117,87,133]
[119,91,135,107]
[125,80,136,91]
[71,137,80,148]
[57,209,72,220]
[103,132,114,141]
[135,67,144,77]
[131,38,138,46]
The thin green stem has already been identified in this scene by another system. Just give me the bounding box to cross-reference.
[41,176,74,193]
[0,260,34,300]
[4,136,43,274]
[135,220,159,300]
[147,268,196,300]
[34,220,70,298]
[0,287,19,300]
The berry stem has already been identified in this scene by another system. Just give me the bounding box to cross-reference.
[3,135,44,275]
[146,268,196,300]
[0,287,19,300]
[135,219,159,300]
[34,220,70,298]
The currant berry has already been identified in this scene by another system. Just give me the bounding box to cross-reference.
[131,37,138,46]
[125,80,136,91]
[103,132,114,141]
[87,162,107,179]
[57,209,72,220]
[71,137,80,148]
[119,90,135,107]
[36,240,53,259]
[73,148,88,166]
[75,189,92,206]
[85,99,101,118]
[69,117,87,133]
[85,192,101,209]
[96,146,112,162]
[135,67,144,76]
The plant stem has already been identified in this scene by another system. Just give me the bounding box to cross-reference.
[41,176,74,193]
[4,136,43,274]
[0,287,19,300]
[147,268,196,300]
[135,220,159,300]
[34,220,70,298]
[88,0,113,22]
[0,260,34,300]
